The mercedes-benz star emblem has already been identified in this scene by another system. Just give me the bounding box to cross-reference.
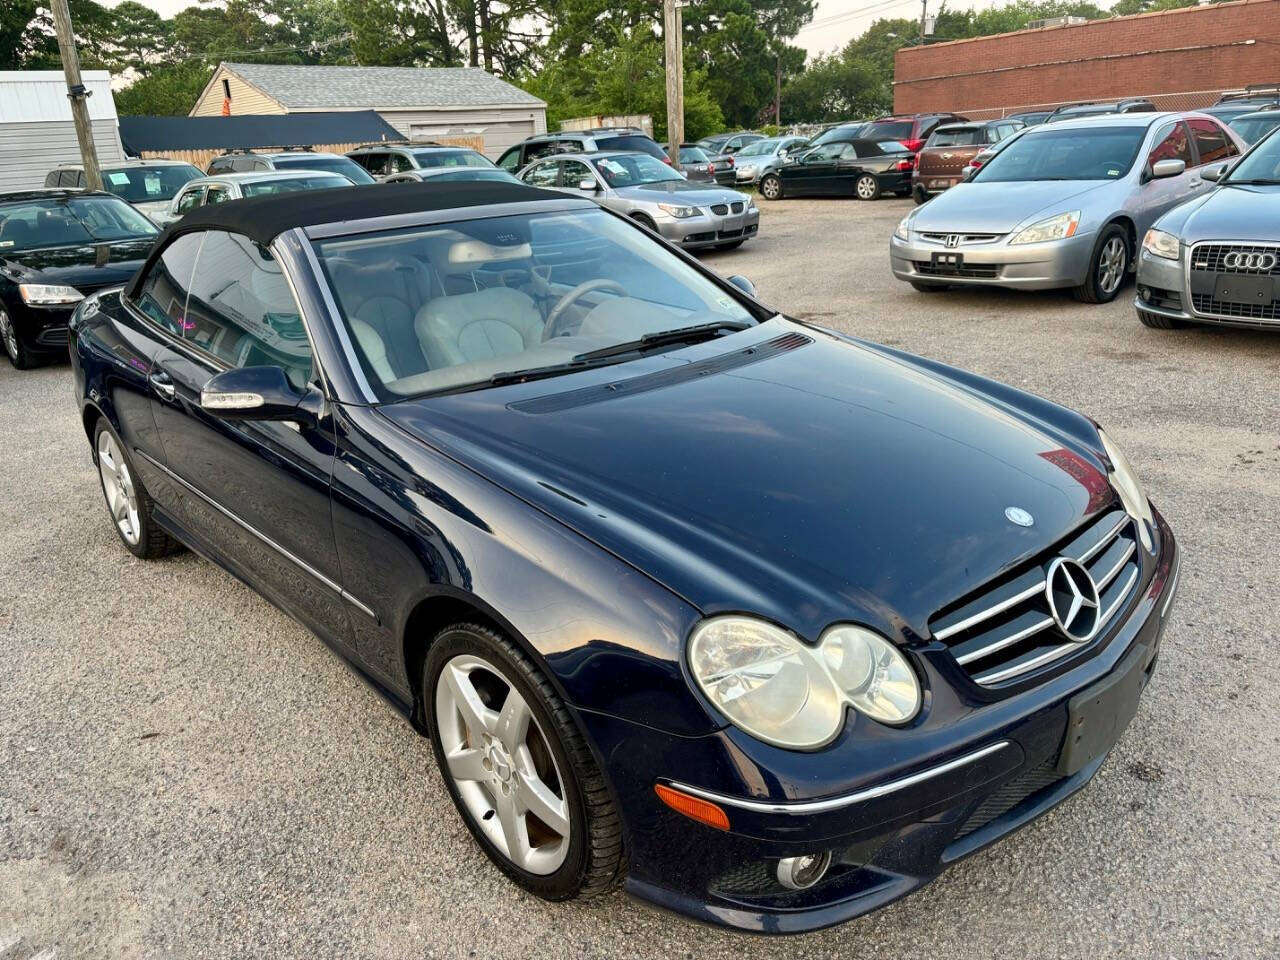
[1005,506,1034,527]
[1044,557,1101,642]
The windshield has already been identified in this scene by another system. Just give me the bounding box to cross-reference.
[243,174,351,197]
[861,120,913,141]
[313,207,758,399]
[1229,115,1280,146]
[413,149,495,169]
[272,155,375,184]
[973,126,1146,182]
[1224,127,1280,183]
[737,138,781,157]
[591,154,683,186]
[594,135,667,160]
[811,124,865,146]
[927,128,982,147]
[101,164,203,203]
[678,146,710,163]
[0,196,157,252]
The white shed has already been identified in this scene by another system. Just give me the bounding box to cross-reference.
[0,70,126,192]
[190,62,547,159]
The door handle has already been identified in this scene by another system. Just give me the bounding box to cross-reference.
[149,370,176,401]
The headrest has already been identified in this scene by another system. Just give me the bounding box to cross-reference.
[448,239,532,265]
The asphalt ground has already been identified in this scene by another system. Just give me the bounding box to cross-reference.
[1,196,1278,959]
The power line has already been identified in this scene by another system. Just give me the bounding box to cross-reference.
[797,0,919,35]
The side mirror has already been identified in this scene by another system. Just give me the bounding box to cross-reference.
[1201,162,1229,182]
[200,366,322,426]
[577,178,599,192]
[726,275,756,297]
[1150,158,1186,180]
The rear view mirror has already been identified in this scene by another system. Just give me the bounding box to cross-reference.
[1201,162,1229,182]
[1150,158,1186,180]
[726,275,756,297]
[201,366,322,426]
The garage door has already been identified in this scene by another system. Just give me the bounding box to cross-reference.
[407,119,536,159]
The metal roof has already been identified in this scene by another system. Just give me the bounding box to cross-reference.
[0,70,118,123]
[118,111,403,154]
[221,62,546,110]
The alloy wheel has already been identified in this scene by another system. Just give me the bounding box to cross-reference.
[0,307,17,362]
[435,653,571,875]
[760,176,780,200]
[97,430,141,545]
[856,175,878,200]
[1098,236,1127,295]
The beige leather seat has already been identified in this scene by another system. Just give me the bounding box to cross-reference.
[350,319,395,383]
[415,287,545,370]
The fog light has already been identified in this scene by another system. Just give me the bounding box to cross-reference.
[776,851,832,890]
[1139,286,1151,302]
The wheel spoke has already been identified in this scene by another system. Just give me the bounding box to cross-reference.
[445,746,488,783]
[442,663,496,740]
[495,794,531,868]
[518,771,570,838]
[494,689,531,753]
[113,496,130,522]
[98,446,117,479]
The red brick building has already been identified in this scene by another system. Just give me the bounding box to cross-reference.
[893,0,1280,119]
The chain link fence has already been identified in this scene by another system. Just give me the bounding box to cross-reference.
[957,88,1243,120]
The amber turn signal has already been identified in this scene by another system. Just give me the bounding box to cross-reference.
[654,784,730,831]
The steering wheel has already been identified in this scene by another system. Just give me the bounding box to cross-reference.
[542,279,627,341]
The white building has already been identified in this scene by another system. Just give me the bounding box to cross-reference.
[190,62,547,159]
[0,71,126,192]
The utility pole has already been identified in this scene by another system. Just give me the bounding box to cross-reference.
[50,0,103,192]
[663,0,684,170]
[919,0,927,45]
[775,54,781,128]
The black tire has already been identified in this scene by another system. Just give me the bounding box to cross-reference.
[1137,308,1186,330]
[854,174,881,201]
[0,305,39,370]
[630,213,657,232]
[1073,224,1130,304]
[92,418,184,560]
[912,185,929,206]
[910,280,949,293]
[424,623,625,901]
[759,174,782,201]
[715,240,745,251]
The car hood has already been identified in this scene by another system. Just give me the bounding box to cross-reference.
[1173,183,1280,241]
[0,236,154,295]
[913,180,1109,234]
[619,181,746,205]
[379,318,1114,642]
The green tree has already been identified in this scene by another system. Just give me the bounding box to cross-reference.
[0,1,39,70]
[102,1,173,75]
[338,0,458,65]
[114,61,215,115]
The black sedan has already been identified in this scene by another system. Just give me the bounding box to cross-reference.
[762,138,915,200]
[70,181,1178,933]
[0,190,157,369]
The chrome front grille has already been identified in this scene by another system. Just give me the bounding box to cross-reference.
[930,510,1141,687]
[1189,294,1280,321]
[710,202,745,215]
[1189,242,1280,276]
[919,232,1002,245]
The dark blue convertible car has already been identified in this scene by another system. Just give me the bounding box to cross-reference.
[69,181,1179,932]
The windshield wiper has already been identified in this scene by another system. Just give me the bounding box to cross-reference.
[1224,179,1280,186]
[485,355,626,388]
[571,320,753,363]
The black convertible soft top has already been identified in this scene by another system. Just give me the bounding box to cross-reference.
[126,179,567,300]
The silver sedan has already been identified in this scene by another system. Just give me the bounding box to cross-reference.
[518,151,759,251]
[890,112,1247,302]
[157,170,355,225]
[732,136,810,187]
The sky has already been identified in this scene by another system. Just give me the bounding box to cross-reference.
[109,0,1008,58]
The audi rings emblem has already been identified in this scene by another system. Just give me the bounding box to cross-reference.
[1222,251,1277,272]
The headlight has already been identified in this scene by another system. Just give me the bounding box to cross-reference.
[1142,228,1180,260]
[1099,429,1156,553]
[657,202,699,219]
[688,616,920,749]
[19,283,84,306]
[894,214,913,241]
[1009,210,1081,245]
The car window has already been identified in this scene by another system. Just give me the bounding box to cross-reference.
[560,159,595,187]
[497,147,521,172]
[974,126,1147,182]
[862,120,914,141]
[0,195,156,252]
[807,142,847,161]
[412,149,494,169]
[100,164,203,203]
[678,146,711,164]
[591,154,683,186]
[242,175,350,197]
[132,233,204,337]
[928,128,982,147]
[313,207,757,400]
[1147,122,1194,168]
[205,185,232,205]
[522,161,560,187]
[1223,127,1280,183]
[593,135,667,160]
[836,143,858,160]
[1229,115,1280,145]
[175,187,205,212]
[208,158,233,174]
[356,152,391,177]
[391,153,415,173]
[184,231,314,389]
[270,155,374,184]
[44,171,60,187]
[1187,119,1237,165]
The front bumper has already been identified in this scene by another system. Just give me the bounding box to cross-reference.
[1135,247,1280,329]
[891,230,1096,290]
[7,300,75,355]
[584,514,1178,933]
[655,206,761,249]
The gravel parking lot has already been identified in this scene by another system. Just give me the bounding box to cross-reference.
[2,196,1278,959]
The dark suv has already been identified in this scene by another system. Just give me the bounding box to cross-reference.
[1044,99,1156,123]
[857,114,968,154]
[347,142,495,180]
[496,128,669,173]
[205,150,375,184]
[1203,84,1280,125]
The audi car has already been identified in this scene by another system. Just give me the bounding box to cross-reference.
[70,181,1178,933]
[1,189,158,369]
[1135,124,1280,330]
